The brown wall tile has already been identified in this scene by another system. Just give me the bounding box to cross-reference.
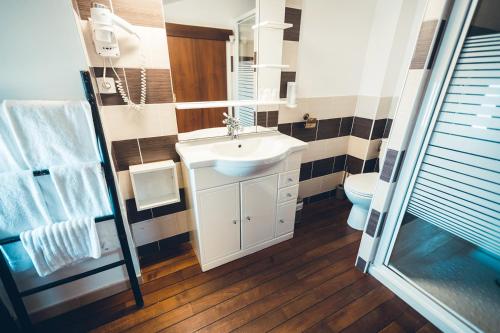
[380,149,398,182]
[351,117,373,140]
[278,123,292,136]
[317,118,341,140]
[365,209,380,237]
[383,119,393,139]
[267,111,279,127]
[138,135,179,163]
[363,158,378,173]
[92,68,174,105]
[312,157,334,178]
[333,154,347,173]
[346,155,364,174]
[111,139,141,171]
[75,0,165,28]
[257,112,267,127]
[292,121,317,142]
[371,119,387,140]
[125,198,152,223]
[284,7,302,41]
[280,72,296,98]
[300,162,313,181]
[339,117,353,136]
[410,20,438,69]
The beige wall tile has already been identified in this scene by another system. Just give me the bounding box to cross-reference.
[298,176,323,198]
[286,0,303,9]
[118,170,134,200]
[354,95,379,119]
[282,41,299,72]
[366,139,382,160]
[347,136,370,160]
[375,96,393,119]
[101,103,177,142]
[301,136,348,163]
[321,171,344,192]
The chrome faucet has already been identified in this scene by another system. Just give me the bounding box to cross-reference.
[223,112,243,139]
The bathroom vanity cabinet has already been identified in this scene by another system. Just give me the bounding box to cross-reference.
[178,135,305,271]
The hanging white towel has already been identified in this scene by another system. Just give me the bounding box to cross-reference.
[49,162,112,219]
[1,100,100,170]
[0,171,53,271]
[20,218,101,277]
[0,103,25,172]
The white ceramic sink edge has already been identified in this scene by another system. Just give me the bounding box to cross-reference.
[176,132,307,176]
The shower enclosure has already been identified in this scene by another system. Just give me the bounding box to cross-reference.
[370,1,499,332]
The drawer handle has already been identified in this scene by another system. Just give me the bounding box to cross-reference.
[233,220,237,225]
[246,216,251,221]
[287,193,292,197]
[288,177,293,182]
[279,219,285,223]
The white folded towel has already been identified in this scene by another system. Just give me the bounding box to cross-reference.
[1,100,100,170]
[0,171,53,271]
[49,162,112,219]
[20,218,101,277]
[0,171,52,237]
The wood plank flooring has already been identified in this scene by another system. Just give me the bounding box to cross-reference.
[35,198,440,333]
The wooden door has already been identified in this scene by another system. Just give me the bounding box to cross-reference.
[197,183,241,263]
[167,24,232,133]
[240,174,278,249]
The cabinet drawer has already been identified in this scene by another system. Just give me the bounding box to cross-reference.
[276,200,296,236]
[278,169,300,188]
[278,184,299,203]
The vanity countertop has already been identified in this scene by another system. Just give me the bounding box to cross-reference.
[176,131,307,172]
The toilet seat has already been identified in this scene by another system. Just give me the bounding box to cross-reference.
[344,172,378,197]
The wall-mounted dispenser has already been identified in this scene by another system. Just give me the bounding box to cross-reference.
[286,82,297,108]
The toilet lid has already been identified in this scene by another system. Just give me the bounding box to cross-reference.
[344,172,378,197]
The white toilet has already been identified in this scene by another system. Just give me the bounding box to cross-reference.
[344,139,388,230]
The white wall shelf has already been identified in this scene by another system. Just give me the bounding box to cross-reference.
[252,21,293,30]
[175,100,286,110]
[251,64,290,69]
[129,160,180,211]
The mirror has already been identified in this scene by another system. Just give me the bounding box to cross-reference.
[163,0,288,138]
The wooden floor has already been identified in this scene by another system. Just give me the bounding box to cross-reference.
[36,198,440,333]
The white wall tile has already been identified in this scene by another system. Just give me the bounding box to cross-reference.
[101,103,178,142]
[424,0,449,21]
[347,136,370,160]
[80,20,170,69]
[388,69,428,150]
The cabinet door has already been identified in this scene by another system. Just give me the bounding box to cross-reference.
[241,174,278,249]
[276,200,296,237]
[198,183,240,263]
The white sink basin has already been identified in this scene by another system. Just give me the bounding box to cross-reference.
[176,132,307,177]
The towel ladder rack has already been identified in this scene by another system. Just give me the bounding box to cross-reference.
[0,71,143,332]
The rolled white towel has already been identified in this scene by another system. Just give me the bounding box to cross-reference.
[20,218,101,277]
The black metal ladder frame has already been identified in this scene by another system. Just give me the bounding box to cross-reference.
[0,70,143,332]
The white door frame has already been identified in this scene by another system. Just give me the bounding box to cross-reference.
[368,1,483,332]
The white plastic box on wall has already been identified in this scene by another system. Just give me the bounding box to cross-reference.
[129,160,180,211]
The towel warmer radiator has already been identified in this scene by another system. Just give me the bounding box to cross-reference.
[0,71,143,332]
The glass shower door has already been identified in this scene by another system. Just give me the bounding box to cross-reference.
[383,1,500,332]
